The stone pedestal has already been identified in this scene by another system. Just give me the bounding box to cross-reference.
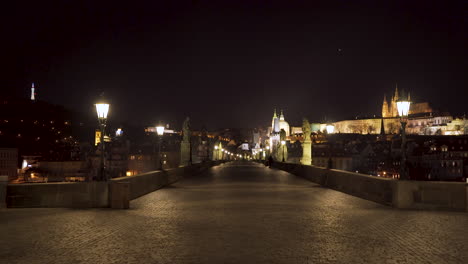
[0,175,8,209]
[300,140,312,165]
[180,141,191,167]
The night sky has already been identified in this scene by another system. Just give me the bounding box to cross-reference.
[2,0,467,129]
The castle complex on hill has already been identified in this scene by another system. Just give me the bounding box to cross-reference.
[382,86,432,118]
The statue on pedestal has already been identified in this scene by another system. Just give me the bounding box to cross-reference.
[180,117,191,166]
[301,118,312,165]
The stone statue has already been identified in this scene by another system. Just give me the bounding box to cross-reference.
[180,117,191,167]
[301,118,312,165]
[277,129,288,162]
[182,117,190,142]
[302,118,311,140]
[280,129,286,141]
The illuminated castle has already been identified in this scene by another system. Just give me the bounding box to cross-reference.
[382,85,433,118]
[381,85,411,117]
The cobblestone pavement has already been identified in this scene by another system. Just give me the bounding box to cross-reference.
[1,161,467,264]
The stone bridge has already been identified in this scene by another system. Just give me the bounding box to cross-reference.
[1,161,467,263]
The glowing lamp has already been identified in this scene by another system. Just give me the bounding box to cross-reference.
[326,124,335,134]
[156,125,165,136]
[396,99,411,117]
[281,140,286,146]
[214,146,218,150]
[95,103,109,120]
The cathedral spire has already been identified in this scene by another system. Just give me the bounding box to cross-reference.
[394,83,399,101]
[382,94,389,117]
[280,109,285,120]
[273,109,277,118]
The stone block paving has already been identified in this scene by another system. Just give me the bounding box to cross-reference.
[1,161,467,264]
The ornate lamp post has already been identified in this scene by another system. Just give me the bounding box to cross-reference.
[281,140,286,162]
[397,97,411,180]
[156,125,165,170]
[95,102,109,181]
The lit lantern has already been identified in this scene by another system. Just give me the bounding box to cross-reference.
[156,125,165,136]
[95,103,109,120]
[396,99,411,118]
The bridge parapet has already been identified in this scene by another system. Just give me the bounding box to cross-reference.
[272,162,467,212]
[6,161,223,209]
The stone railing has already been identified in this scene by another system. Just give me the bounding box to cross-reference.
[5,161,223,209]
[272,162,467,212]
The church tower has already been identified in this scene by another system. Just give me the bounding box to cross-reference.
[382,94,389,117]
[391,84,399,117]
[271,109,277,130]
[31,83,36,101]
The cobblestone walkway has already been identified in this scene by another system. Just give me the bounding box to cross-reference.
[1,162,467,264]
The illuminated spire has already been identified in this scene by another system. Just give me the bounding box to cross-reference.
[273,109,277,118]
[31,83,35,101]
[394,83,399,101]
[280,109,285,120]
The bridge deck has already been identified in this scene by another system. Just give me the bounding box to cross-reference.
[1,161,467,263]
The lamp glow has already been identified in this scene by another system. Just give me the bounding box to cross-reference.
[396,100,411,117]
[95,103,109,119]
[281,140,286,145]
[156,125,165,136]
[326,124,335,134]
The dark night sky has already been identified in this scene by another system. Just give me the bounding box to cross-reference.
[2,0,467,130]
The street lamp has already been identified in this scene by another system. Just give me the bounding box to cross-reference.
[397,97,411,180]
[156,125,165,170]
[95,102,109,181]
[281,140,286,162]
